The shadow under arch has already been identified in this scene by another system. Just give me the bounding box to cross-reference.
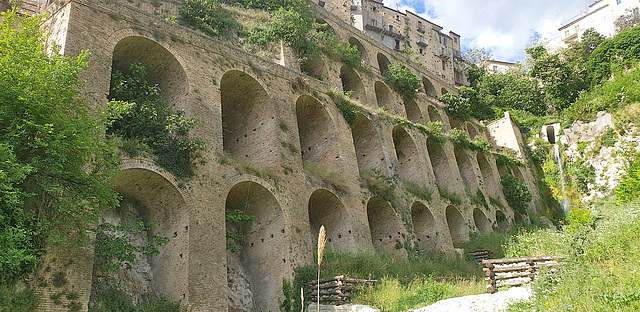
[226,181,288,312]
[296,95,341,167]
[473,208,492,233]
[411,201,437,253]
[308,189,354,250]
[352,113,388,175]
[446,205,469,247]
[221,70,279,167]
[367,196,406,256]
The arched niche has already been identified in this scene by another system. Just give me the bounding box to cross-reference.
[302,55,329,81]
[454,146,478,196]
[308,189,353,249]
[404,98,424,124]
[221,70,278,167]
[349,37,369,63]
[478,153,500,198]
[367,197,406,256]
[374,81,396,113]
[546,125,556,144]
[393,126,426,186]
[473,208,492,233]
[449,117,464,130]
[411,201,437,253]
[96,168,189,303]
[296,95,340,167]
[423,77,437,98]
[496,210,510,232]
[466,122,479,140]
[427,140,454,193]
[226,181,288,312]
[497,164,508,177]
[514,167,525,181]
[441,88,449,95]
[340,65,366,102]
[446,205,469,247]
[427,105,443,124]
[111,36,188,105]
[377,53,391,75]
[514,212,525,226]
[352,113,387,174]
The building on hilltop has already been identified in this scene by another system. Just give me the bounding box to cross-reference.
[485,60,517,75]
[545,0,640,52]
[320,0,467,85]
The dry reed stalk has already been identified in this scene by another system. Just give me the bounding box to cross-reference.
[317,225,327,311]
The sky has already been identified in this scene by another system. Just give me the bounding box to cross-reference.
[384,0,596,62]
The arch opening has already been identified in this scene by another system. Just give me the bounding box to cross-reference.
[377,53,391,75]
[221,70,278,167]
[454,147,479,196]
[422,77,437,98]
[441,88,449,95]
[352,114,387,174]
[340,65,366,102]
[302,55,329,81]
[427,141,454,193]
[478,153,500,198]
[427,106,443,124]
[92,168,189,304]
[496,210,510,232]
[546,126,556,144]
[446,206,469,247]
[349,37,369,63]
[367,197,406,256]
[226,181,288,312]
[308,189,353,249]
[111,36,188,105]
[296,95,340,167]
[467,122,479,140]
[393,126,426,186]
[411,202,437,253]
[404,98,424,124]
[374,81,397,114]
[473,208,492,233]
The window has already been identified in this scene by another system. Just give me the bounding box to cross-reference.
[395,39,400,50]
[493,65,498,72]
[442,61,446,71]
[419,48,423,54]
[371,19,377,26]
[454,38,458,43]
[373,6,376,12]
[418,21,422,29]
[389,25,394,32]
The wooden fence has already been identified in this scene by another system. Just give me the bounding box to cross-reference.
[467,249,493,262]
[483,256,563,293]
[306,275,377,305]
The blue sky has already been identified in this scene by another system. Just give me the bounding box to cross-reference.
[385,0,595,62]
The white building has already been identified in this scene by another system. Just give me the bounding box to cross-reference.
[545,0,640,52]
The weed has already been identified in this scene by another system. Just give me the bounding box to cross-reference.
[404,182,432,202]
[437,186,461,206]
[360,169,396,203]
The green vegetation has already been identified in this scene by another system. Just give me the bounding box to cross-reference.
[500,174,532,215]
[383,63,423,98]
[360,169,396,203]
[107,63,205,179]
[225,201,255,252]
[0,11,120,287]
[505,197,640,311]
[89,284,183,312]
[404,182,432,202]
[94,222,169,272]
[329,90,361,128]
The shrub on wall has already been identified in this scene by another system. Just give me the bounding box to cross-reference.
[384,63,423,99]
[500,174,532,214]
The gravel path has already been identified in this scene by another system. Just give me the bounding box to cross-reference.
[409,287,533,312]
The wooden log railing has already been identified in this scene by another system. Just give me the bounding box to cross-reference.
[467,249,493,262]
[482,256,563,293]
[306,275,377,305]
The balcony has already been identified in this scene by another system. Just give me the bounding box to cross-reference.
[365,24,383,32]
[382,28,405,39]
[417,39,428,47]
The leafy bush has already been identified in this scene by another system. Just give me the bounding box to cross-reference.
[179,0,241,38]
[107,63,205,179]
[585,24,640,85]
[309,23,361,67]
[225,201,255,252]
[89,284,183,312]
[94,222,169,272]
[329,91,361,128]
[440,93,470,120]
[384,63,423,98]
[501,174,532,214]
[615,154,640,203]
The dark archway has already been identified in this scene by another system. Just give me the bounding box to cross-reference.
[441,88,449,95]
[349,37,369,63]
[422,77,437,98]
[367,197,406,256]
[226,181,288,312]
[467,122,479,140]
[427,105,443,124]
[496,210,509,232]
[404,98,424,124]
[454,147,478,196]
[427,140,455,193]
[546,126,556,144]
[340,65,366,102]
[374,81,396,113]
[393,126,426,186]
[111,36,188,105]
[296,95,340,167]
[352,113,387,174]
[377,53,391,75]
[221,71,278,167]
[478,153,500,198]
[446,205,469,247]
[308,189,353,249]
[411,202,437,253]
[473,208,492,233]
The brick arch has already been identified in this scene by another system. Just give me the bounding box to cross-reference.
[427,105,443,124]
[303,55,330,81]
[340,65,366,102]
[349,37,369,62]
[466,122,479,140]
[446,205,469,247]
[411,201,437,253]
[377,52,391,75]
[296,95,341,167]
[367,196,406,256]
[374,81,397,114]
[496,210,510,232]
[473,208,492,233]
[404,98,424,124]
[221,70,279,167]
[101,165,190,303]
[352,113,388,175]
[108,31,189,105]
[308,189,354,250]
[477,153,500,198]
[393,126,427,187]
[422,77,437,98]
[226,181,288,312]
[454,146,479,196]
[427,140,455,193]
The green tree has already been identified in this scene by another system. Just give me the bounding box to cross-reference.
[562,28,606,64]
[501,174,532,214]
[384,63,423,98]
[440,93,470,120]
[475,72,546,116]
[0,11,120,283]
[527,46,587,112]
[585,24,640,84]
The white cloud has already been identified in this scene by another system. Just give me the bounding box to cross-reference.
[386,0,594,62]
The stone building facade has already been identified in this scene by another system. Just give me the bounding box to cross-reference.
[3,0,539,311]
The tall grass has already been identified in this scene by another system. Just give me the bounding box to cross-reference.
[505,197,640,311]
